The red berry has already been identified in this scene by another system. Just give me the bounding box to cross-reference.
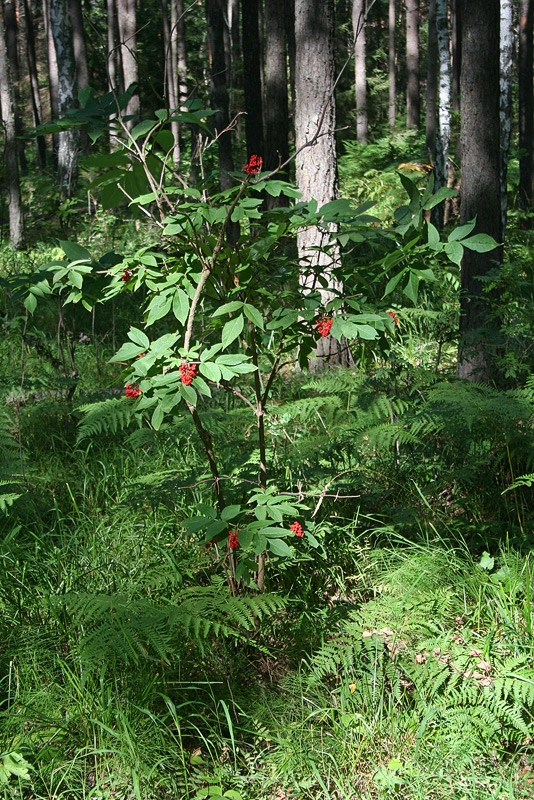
[290,521,304,538]
[244,154,263,175]
[228,531,239,549]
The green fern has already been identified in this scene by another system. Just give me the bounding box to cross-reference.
[76,397,134,443]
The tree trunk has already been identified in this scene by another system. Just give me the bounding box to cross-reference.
[24,0,47,167]
[499,0,513,234]
[519,0,533,213]
[0,2,24,248]
[433,0,451,229]
[44,0,60,164]
[106,0,118,150]
[50,0,80,199]
[353,0,367,143]
[116,0,140,129]
[264,0,289,190]
[405,0,420,128]
[205,0,235,190]
[388,0,395,129]
[457,0,502,382]
[451,0,461,112]
[241,0,264,158]
[162,0,180,164]
[69,0,89,153]
[426,0,437,157]
[176,0,188,108]
[5,0,27,173]
[295,0,346,369]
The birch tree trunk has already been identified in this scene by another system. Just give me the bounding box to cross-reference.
[50,0,79,199]
[295,0,347,369]
[499,0,513,233]
[405,0,420,128]
[0,2,24,248]
[426,0,437,156]
[434,0,451,229]
[519,0,533,214]
[353,0,368,143]
[175,0,188,109]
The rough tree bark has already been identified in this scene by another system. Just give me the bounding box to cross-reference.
[388,0,395,129]
[44,0,60,163]
[518,0,533,214]
[353,0,368,143]
[162,0,180,164]
[50,0,80,198]
[24,0,47,166]
[264,0,289,192]
[0,1,24,248]
[106,0,118,150]
[405,0,420,128]
[457,0,502,381]
[241,0,264,158]
[295,0,346,369]
[116,0,140,129]
[451,0,461,112]
[499,0,513,233]
[205,0,235,190]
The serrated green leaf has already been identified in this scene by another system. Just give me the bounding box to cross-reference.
[151,404,164,430]
[180,383,197,405]
[403,272,419,304]
[24,293,37,313]
[59,240,92,262]
[422,186,456,210]
[146,294,172,326]
[221,504,241,521]
[461,233,498,252]
[448,218,476,242]
[110,342,146,361]
[268,538,293,557]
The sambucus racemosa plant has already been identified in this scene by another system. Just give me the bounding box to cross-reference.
[14,104,496,593]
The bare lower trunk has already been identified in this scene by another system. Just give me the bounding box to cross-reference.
[433,0,451,229]
[295,0,347,369]
[519,0,533,213]
[426,0,437,156]
[206,0,235,190]
[353,0,368,143]
[50,0,80,198]
[24,0,47,166]
[0,3,24,248]
[264,0,289,191]
[388,0,396,129]
[405,0,420,128]
[241,0,264,157]
[457,0,502,381]
[499,0,513,233]
[116,0,140,129]
[162,0,180,164]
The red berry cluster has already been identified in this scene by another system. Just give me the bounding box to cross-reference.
[316,317,333,338]
[290,521,304,538]
[244,154,263,175]
[228,531,239,549]
[179,363,197,385]
[387,310,399,327]
[137,352,146,358]
[125,384,141,399]
[121,268,133,282]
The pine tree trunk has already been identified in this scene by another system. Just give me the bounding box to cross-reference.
[353,0,368,143]
[426,0,437,157]
[519,0,533,213]
[24,0,47,167]
[0,2,24,248]
[69,0,89,153]
[405,0,419,128]
[433,0,450,229]
[116,0,140,129]
[44,0,60,164]
[457,0,502,381]
[5,0,27,172]
[295,0,347,369]
[499,0,513,234]
[241,0,264,158]
[50,0,80,198]
[388,0,395,129]
[264,0,289,189]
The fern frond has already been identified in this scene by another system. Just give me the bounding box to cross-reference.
[76,397,134,443]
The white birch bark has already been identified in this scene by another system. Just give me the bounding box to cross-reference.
[50,0,79,198]
[434,0,450,226]
[353,0,368,143]
[499,0,513,233]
